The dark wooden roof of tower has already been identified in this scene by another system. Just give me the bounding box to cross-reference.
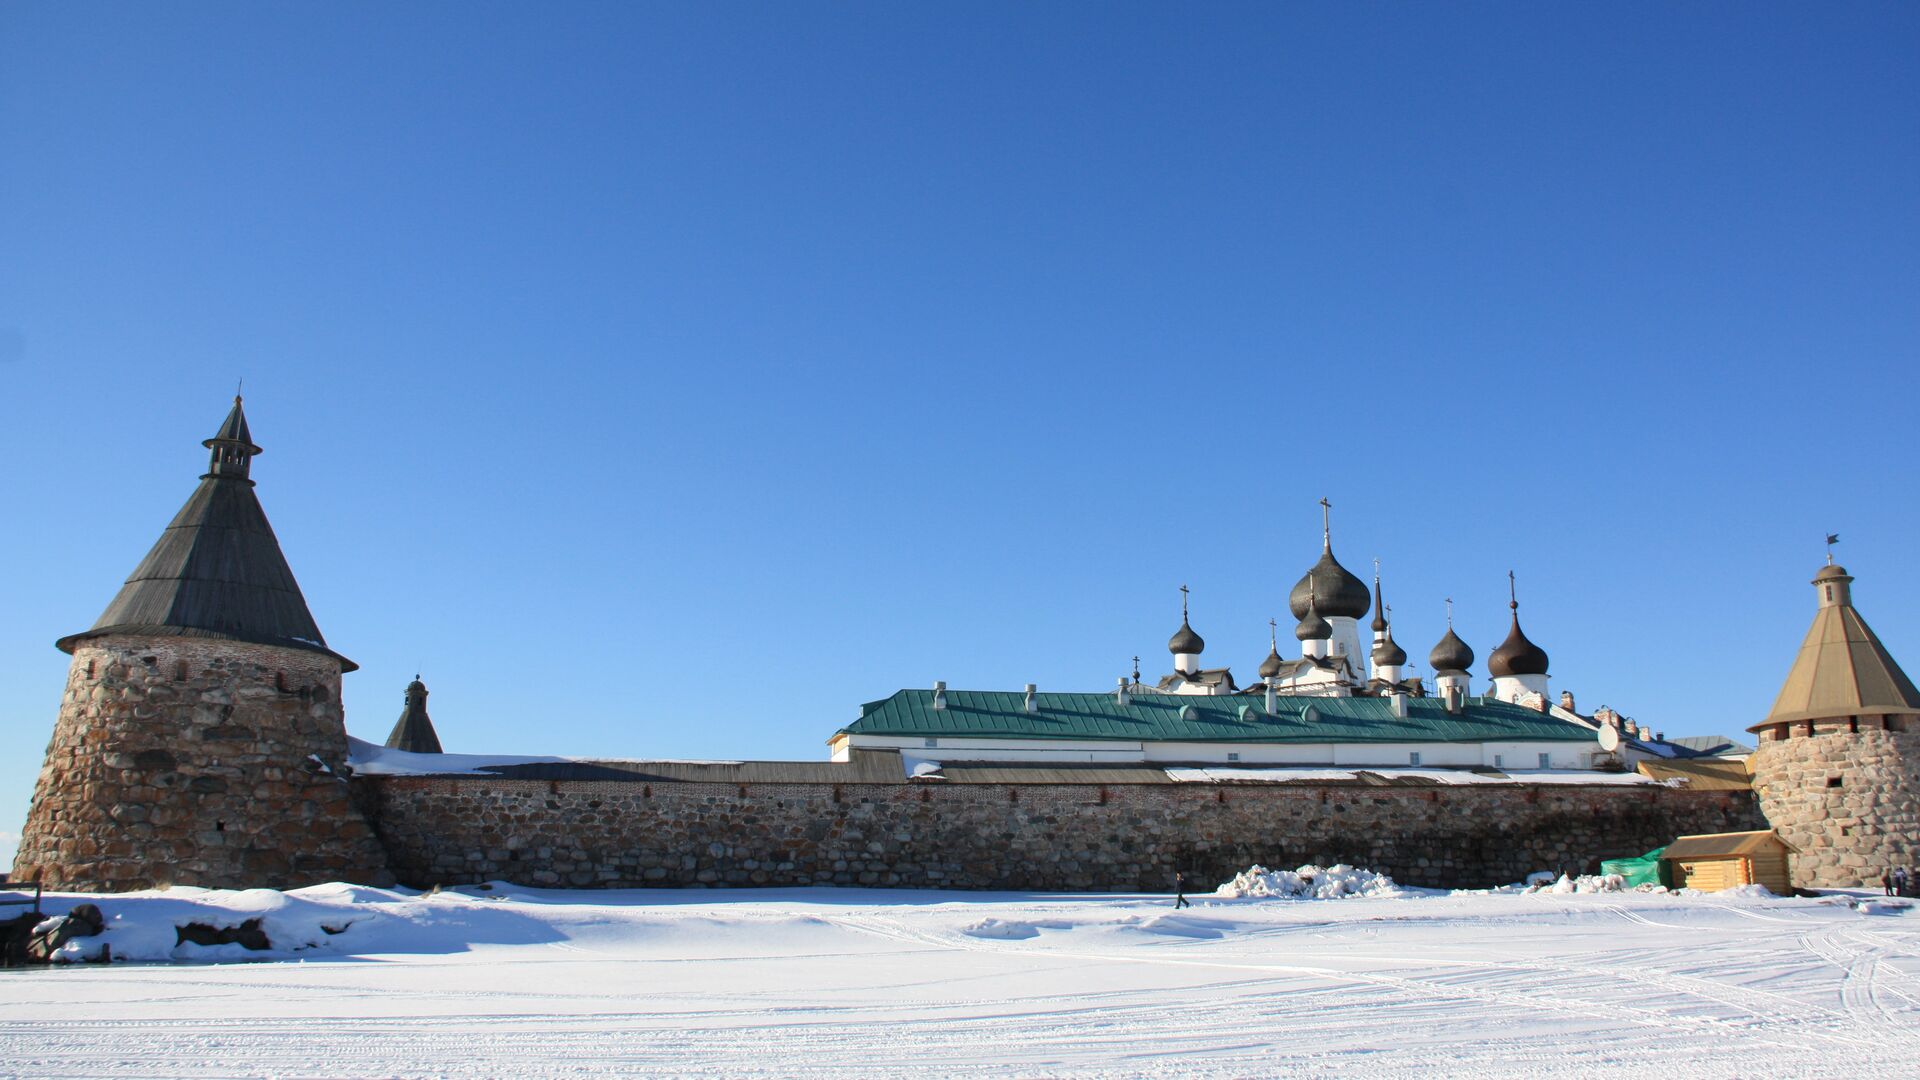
[55,397,356,670]
[385,678,443,753]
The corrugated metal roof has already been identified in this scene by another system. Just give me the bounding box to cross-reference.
[845,690,1597,744]
[1663,735,1754,757]
[1661,830,1796,859]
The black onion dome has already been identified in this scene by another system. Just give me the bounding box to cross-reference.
[1429,627,1474,673]
[1295,595,1332,641]
[1259,645,1284,678]
[1169,617,1205,655]
[1372,631,1407,667]
[1488,614,1550,676]
[1289,545,1371,620]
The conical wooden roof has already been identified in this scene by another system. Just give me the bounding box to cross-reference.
[385,678,443,753]
[1758,565,1919,728]
[55,399,354,670]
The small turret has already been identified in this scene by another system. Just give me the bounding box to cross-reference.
[385,676,444,754]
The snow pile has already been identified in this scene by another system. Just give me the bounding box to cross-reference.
[1215,863,1401,899]
[1526,872,1628,894]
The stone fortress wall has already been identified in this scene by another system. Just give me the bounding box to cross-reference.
[1747,723,1920,888]
[356,772,1765,892]
[12,636,393,892]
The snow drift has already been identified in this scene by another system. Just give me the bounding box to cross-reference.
[1214,863,1402,899]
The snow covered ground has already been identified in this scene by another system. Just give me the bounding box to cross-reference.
[1,879,1916,1078]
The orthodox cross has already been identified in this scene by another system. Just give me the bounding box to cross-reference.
[1179,583,1190,620]
[1319,497,1332,545]
[1131,655,1140,682]
[1445,597,1454,627]
[1268,617,1278,650]
[1508,569,1518,610]
[1826,533,1840,565]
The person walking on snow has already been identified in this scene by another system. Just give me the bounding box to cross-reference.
[1887,869,1898,897]
[1173,870,1191,909]
[1894,866,1910,897]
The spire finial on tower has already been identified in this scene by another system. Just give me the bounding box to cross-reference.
[1319,497,1332,549]
[1269,617,1278,650]
[1446,597,1454,627]
[203,393,263,482]
[1131,655,1140,683]
[1508,569,1518,611]
[1370,559,1390,633]
[1180,583,1189,620]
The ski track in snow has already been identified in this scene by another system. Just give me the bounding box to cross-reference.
[1,886,1915,1078]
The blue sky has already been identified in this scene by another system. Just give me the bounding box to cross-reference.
[3,4,1917,858]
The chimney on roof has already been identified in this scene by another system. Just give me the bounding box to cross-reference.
[1116,677,1129,707]
[1265,683,1277,714]
[932,681,947,711]
[1655,731,1664,742]
[1023,683,1037,713]
[1444,685,1464,715]
[1391,693,1409,718]
[1560,690,1575,713]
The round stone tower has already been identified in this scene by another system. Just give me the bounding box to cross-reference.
[1746,561,1920,888]
[11,398,393,892]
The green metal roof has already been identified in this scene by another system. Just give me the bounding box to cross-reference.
[844,689,1597,744]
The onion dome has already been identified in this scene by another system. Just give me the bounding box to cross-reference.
[1295,579,1332,641]
[1168,587,1204,655]
[1488,574,1549,677]
[1259,644,1284,678]
[1169,617,1205,655]
[1259,619,1284,677]
[1372,630,1407,667]
[1289,543,1371,620]
[1488,611,1550,676]
[1429,627,1474,674]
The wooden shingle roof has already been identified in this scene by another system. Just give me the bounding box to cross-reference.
[55,399,353,670]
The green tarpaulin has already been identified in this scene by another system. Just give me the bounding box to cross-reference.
[1600,846,1670,888]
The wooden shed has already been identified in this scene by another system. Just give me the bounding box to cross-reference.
[1660,831,1796,893]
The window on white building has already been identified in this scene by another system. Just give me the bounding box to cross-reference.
[1409,752,1421,766]
[924,738,938,748]
[1227,752,1240,762]
[1493,754,1504,768]
[1538,752,1551,768]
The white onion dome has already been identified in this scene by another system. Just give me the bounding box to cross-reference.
[1289,543,1371,620]
[1168,617,1205,655]
[1429,627,1474,673]
[1487,606,1550,677]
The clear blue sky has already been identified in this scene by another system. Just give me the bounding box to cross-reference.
[3,4,1917,861]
